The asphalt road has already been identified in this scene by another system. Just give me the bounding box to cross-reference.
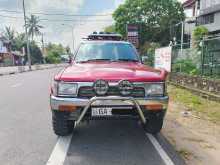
[0,68,184,165]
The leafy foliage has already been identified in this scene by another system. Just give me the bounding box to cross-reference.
[3,26,16,50]
[140,42,160,66]
[45,43,67,64]
[172,59,199,75]
[113,0,185,46]
[13,33,26,51]
[3,26,15,42]
[104,25,116,33]
[22,41,44,64]
[29,41,44,64]
[192,26,209,49]
[193,26,208,41]
[1,26,68,65]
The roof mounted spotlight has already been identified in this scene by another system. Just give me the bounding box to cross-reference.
[87,33,123,41]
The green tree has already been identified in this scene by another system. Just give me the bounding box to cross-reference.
[66,46,71,54]
[23,41,43,64]
[3,26,16,50]
[192,26,209,48]
[193,26,209,41]
[26,15,43,40]
[14,33,25,51]
[140,42,160,66]
[45,43,66,64]
[113,0,185,46]
[104,25,116,33]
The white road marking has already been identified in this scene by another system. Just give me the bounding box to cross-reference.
[46,134,73,165]
[146,133,175,165]
[11,83,22,88]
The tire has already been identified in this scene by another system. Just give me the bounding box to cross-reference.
[52,111,75,136]
[143,115,164,134]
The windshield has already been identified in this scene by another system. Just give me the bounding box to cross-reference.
[74,42,140,62]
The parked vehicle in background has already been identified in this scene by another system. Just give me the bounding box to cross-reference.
[60,54,71,63]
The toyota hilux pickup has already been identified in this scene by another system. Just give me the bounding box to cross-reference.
[50,37,168,136]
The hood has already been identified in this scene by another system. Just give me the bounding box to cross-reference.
[56,62,167,82]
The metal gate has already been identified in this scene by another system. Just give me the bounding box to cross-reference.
[202,38,220,78]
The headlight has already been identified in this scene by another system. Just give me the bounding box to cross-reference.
[93,80,109,95]
[51,80,58,96]
[58,82,78,96]
[118,80,134,96]
[145,83,164,96]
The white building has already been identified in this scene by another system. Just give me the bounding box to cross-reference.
[183,0,220,36]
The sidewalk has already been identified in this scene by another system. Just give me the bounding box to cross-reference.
[0,64,67,76]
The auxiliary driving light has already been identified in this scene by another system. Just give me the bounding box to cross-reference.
[118,80,134,96]
[93,80,109,95]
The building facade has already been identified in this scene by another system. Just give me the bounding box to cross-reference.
[183,0,220,36]
[197,0,220,34]
[0,36,24,66]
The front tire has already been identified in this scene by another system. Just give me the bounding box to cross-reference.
[52,111,75,136]
[143,115,164,134]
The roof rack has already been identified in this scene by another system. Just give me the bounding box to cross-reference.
[86,32,123,41]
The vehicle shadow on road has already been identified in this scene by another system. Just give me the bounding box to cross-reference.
[64,120,165,165]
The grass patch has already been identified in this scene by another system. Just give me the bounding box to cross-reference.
[168,85,220,124]
[178,149,193,160]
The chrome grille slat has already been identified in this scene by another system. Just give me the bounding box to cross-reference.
[78,86,145,98]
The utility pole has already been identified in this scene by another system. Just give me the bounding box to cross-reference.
[22,0,31,70]
[41,33,45,56]
[72,28,75,52]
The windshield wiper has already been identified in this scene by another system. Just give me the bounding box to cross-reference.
[78,59,112,63]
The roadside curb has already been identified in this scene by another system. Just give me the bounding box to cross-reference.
[0,64,67,76]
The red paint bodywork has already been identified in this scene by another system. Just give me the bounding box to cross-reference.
[55,61,167,82]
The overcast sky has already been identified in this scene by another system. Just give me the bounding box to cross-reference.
[0,0,184,51]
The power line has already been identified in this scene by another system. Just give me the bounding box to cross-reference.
[0,9,112,17]
[0,13,113,23]
[0,14,23,19]
[0,14,113,23]
[40,19,113,22]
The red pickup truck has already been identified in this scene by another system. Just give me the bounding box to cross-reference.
[50,39,168,136]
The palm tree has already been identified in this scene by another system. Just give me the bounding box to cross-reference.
[26,15,43,41]
[3,26,15,41]
[3,26,16,51]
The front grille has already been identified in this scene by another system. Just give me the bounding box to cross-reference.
[78,86,145,98]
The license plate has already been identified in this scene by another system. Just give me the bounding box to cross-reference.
[91,107,112,117]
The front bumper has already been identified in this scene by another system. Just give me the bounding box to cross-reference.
[50,95,169,125]
[50,96,169,110]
